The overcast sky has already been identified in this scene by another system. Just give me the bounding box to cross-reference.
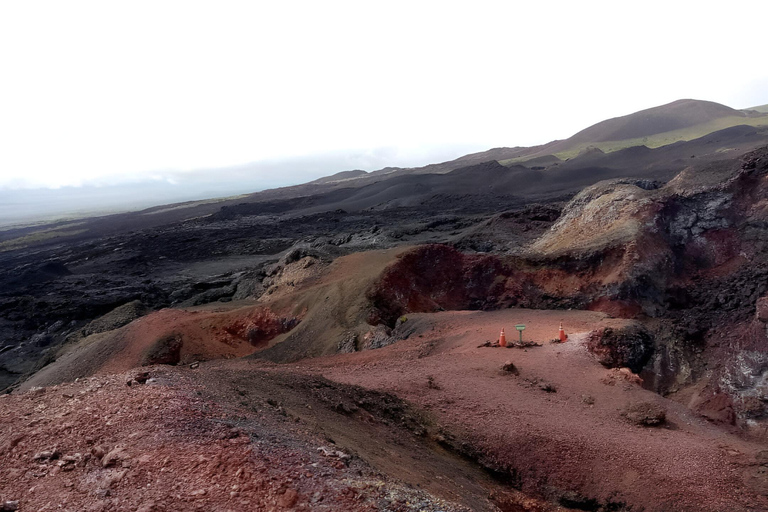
[1,1,767,191]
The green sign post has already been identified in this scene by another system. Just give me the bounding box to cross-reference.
[515,324,525,344]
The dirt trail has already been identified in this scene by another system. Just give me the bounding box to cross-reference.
[302,308,768,511]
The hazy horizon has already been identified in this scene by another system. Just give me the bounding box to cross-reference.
[3,96,768,226]
[2,3,767,187]
[2,2,767,223]
[0,142,487,226]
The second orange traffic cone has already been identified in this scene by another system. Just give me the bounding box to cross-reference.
[499,328,507,347]
[559,322,567,342]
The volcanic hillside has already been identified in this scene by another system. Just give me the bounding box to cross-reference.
[4,99,768,511]
[568,99,747,144]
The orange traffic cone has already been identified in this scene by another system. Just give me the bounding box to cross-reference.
[559,322,567,342]
[499,328,507,347]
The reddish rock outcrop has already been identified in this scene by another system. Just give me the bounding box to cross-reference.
[366,245,506,326]
[586,325,654,373]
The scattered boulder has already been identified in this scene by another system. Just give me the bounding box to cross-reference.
[622,401,666,426]
[501,361,519,375]
[539,382,557,393]
[1,500,19,511]
[101,446,130,468]
[33,450,61,461]
[91,445,108,460]
[587,325,654,373]
[337,332,358,353]
[360,325,394,350]
[57,453,83,471]
[133,371,150,384]
[317,446,350,460]
[510,340,542,348]
[278,488,299,508]
[600,367,644,387]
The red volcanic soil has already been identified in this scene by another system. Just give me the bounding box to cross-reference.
[6,247,768,511]
[1,367,500,512]
[4,309,768,511]
[20,305,299,391]
[297,308,768,512]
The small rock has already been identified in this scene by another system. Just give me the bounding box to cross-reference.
[33,450,61,461]
[317,446,335,457]
[501,361,519,375]
[190,362,200,369]
[190,489,207,497]
[539,382,557,393]
[1,501,19,511]
[102,447,130,467]
[601,367,643,386]
[622,401,666,426]
[58,454,81,471]
[278,488,299,508]
[91,445,107,459]
[317,446,350,460]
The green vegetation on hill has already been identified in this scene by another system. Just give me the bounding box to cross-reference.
[747,104,768,113]
[0,224,87,252]
[500,114,768,165]
[552,115,768,161]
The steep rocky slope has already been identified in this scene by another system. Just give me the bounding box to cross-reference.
[359,146,768,428]
[3,366,527,512]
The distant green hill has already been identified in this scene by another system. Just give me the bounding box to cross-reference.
[746,104,768,113]
[500,99,768,164]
